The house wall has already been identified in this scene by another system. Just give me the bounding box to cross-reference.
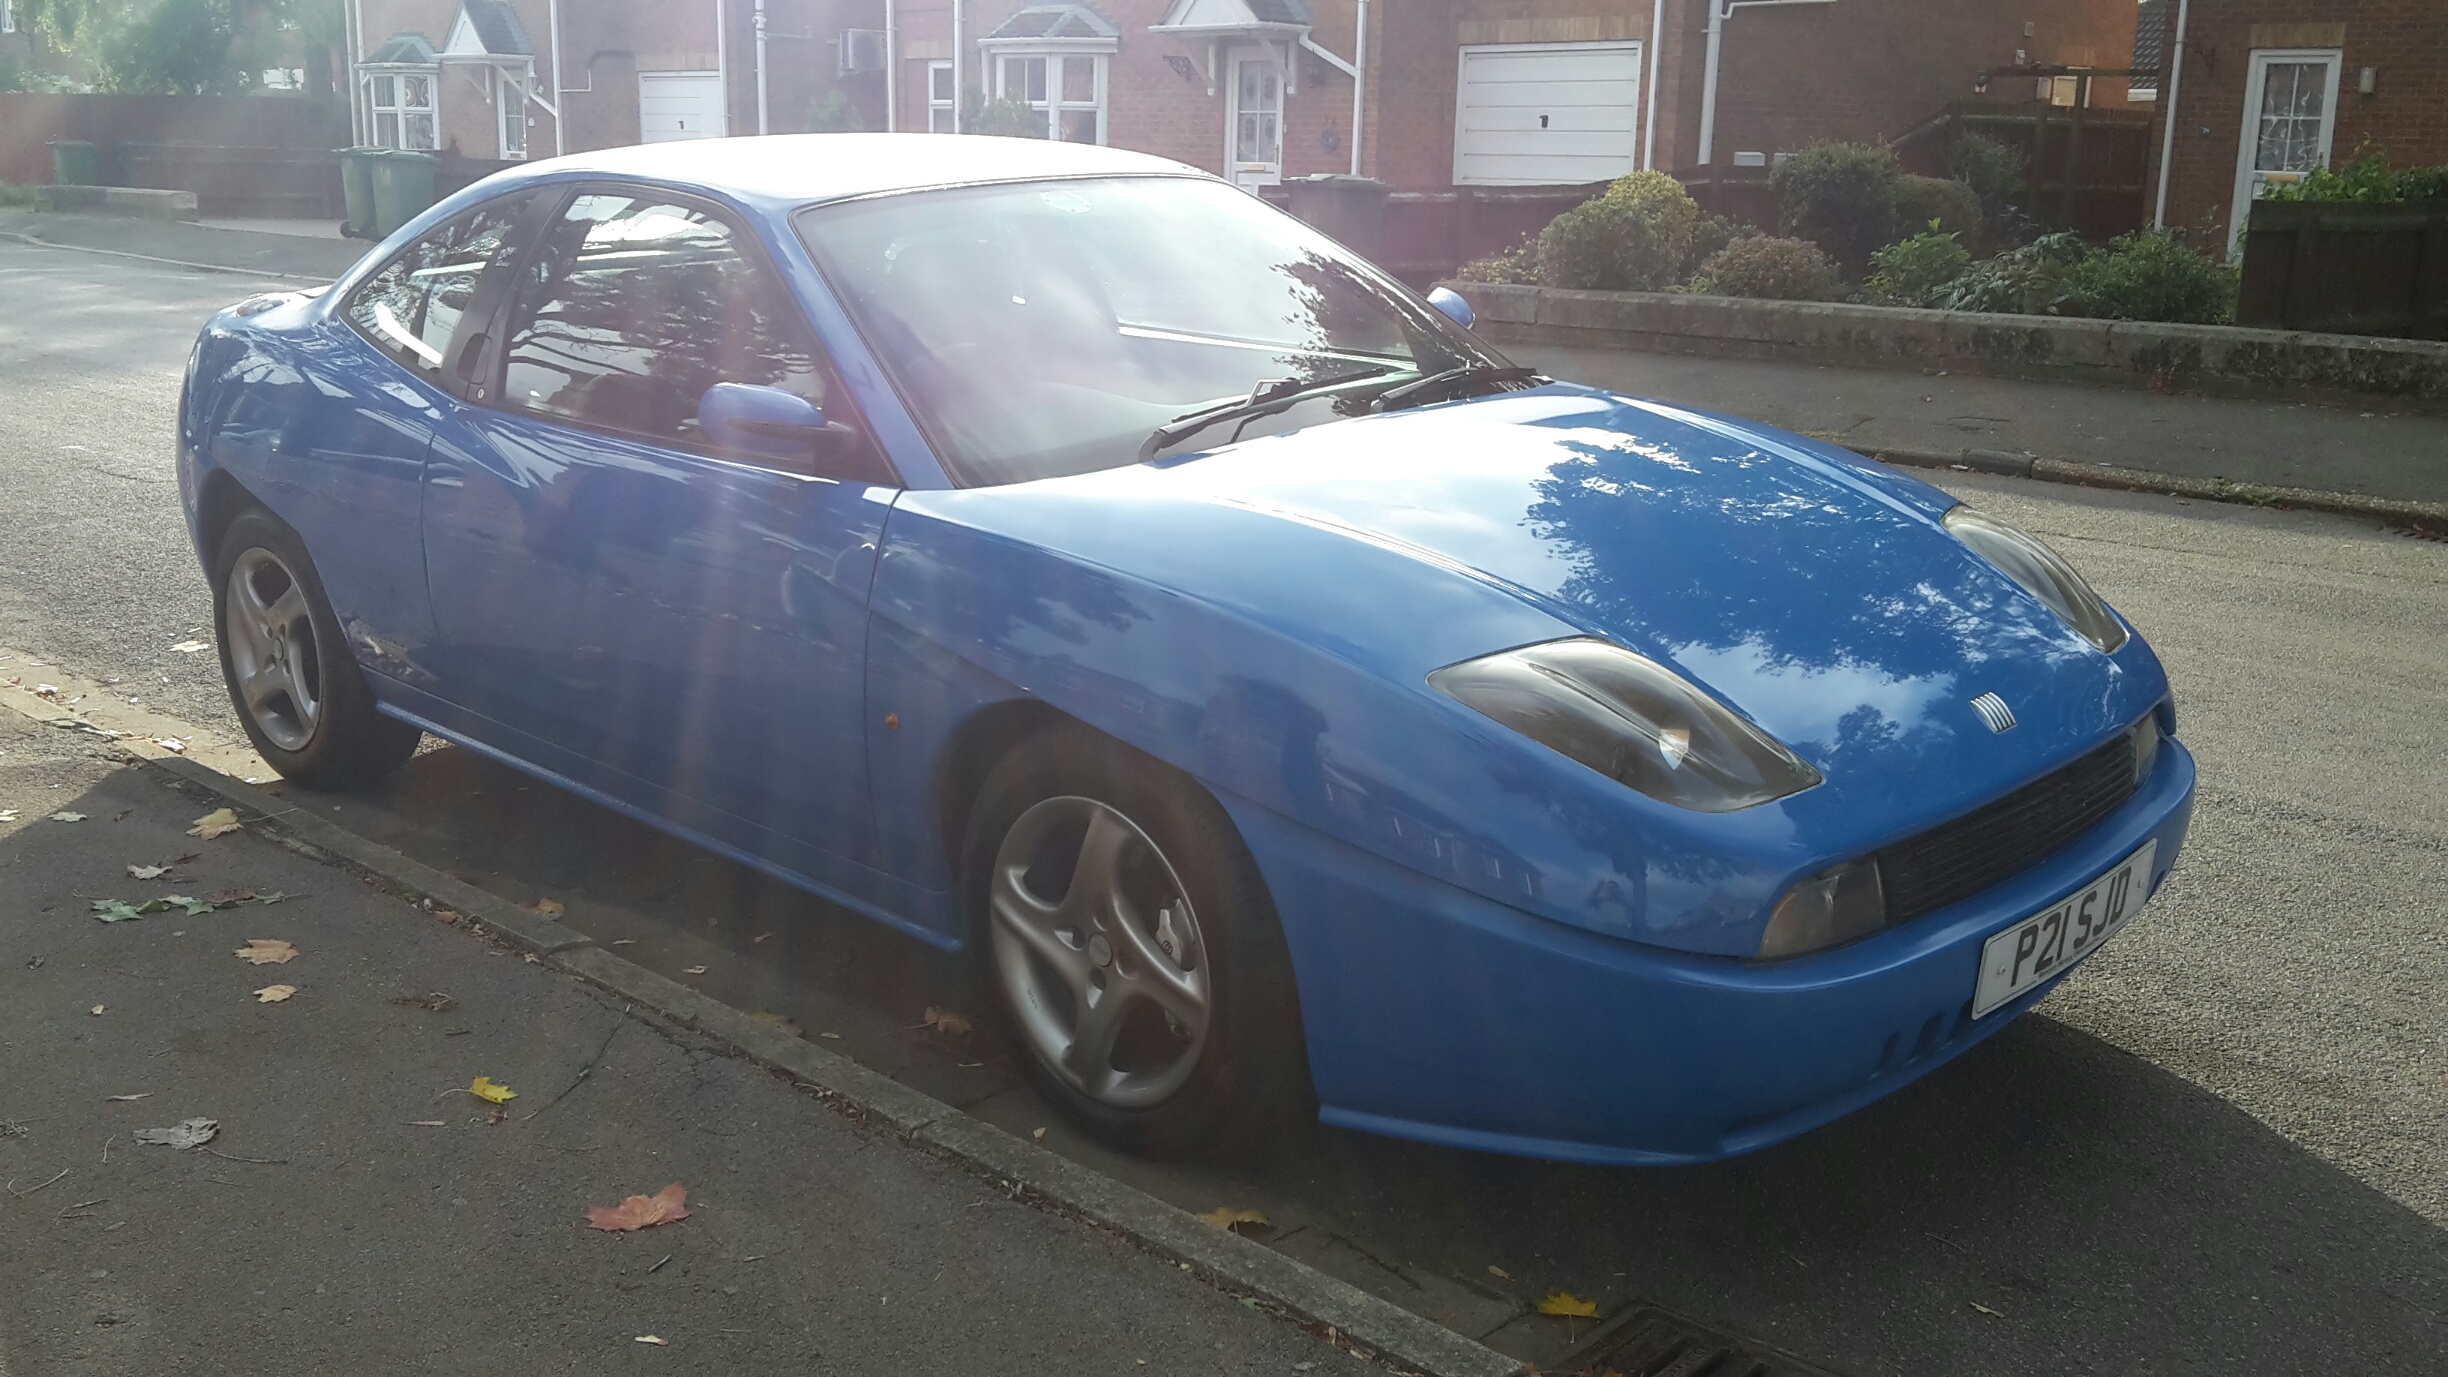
[2156,0,2448,245]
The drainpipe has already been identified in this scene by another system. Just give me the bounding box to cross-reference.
[547,0,566,154]
[346,0,366,144]
[1697,0,1834,167]
[715,0,730,132]
[2151,0,2191,229]
[884,0,897,131]
[754,0,770,135]
[1642,0,1662,168]
[1347,0,1367,176]
[950,0,963,133]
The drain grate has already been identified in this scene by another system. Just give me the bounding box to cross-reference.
[1553,1305,1847,1377]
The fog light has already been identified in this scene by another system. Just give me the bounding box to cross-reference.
[2132,711,2161,786]
[1758,858,1887,959]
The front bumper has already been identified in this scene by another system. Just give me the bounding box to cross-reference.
[1228,736,2196,1165]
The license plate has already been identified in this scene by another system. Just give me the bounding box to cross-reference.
[1972,840,2156,1018]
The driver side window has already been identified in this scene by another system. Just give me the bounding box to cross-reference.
[344,194,531,377]
[497,191,826,448]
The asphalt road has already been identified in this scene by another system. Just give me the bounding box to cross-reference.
[2,236,2443,1375]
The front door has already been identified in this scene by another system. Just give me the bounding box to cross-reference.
[2229,48,2341,254]
[1225,47,1283,190]
[421,187,895,875]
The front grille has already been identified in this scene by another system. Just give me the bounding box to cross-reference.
[1877,731,2139,922]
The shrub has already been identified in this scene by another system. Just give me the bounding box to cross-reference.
[2263,146,2448,203]
[1771,142,1902,271]
[1866,226,1973,307]
[1692,235,1839,301]
[806,88,864,132]
[1948,132,2027,220]
[1894,175,1982,242]
[1931,231,2088,314]
[963,96,1047,138]
[1454,234,1540,285]
[1534,172,1702,292]
[1686,211,1759,273]
[2058,229,2234,324]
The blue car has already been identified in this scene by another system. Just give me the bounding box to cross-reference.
[177,134,2192,1164]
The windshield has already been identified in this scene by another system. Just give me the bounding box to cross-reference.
[794,176,1507,486]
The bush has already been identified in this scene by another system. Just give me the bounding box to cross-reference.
[1534,171,1702,291]
[1454,234,1540,285]
[1894,175,1982,242]
[2057,229,2234,324]
[1692,236,1839,301]
[2263,146,2448,203]
[1866,226,1973,307]
[1771,142,1902,271]
[1948,132,2027,220]
[806,89,864,133]
[1686,211,1759,272]
[963,96,1047,138]
[1931,231,2088,314]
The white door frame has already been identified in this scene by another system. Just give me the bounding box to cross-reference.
[1223,44,1286,190]
[2228,47,2341,254]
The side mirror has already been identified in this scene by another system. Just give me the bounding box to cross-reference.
[1426,286,1476,329]
[699,382,855,469]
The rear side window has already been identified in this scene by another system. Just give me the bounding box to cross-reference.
[345,195,531,376]
[496,191,825,446]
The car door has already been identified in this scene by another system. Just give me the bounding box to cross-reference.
[269,192,533,682]
[420,185,899,870]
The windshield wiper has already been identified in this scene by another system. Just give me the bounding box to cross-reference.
[1138,366,1397,462]
[1368,364,1542,413]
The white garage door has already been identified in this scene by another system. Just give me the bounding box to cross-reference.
[639,72,728,142]
[1453,41,1642,186]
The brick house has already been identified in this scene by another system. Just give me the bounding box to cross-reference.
[2144,1,2448,249]
[885,0,2142,193]
[345,0,889,159]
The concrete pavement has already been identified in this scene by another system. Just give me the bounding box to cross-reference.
[0,707,1379,1375]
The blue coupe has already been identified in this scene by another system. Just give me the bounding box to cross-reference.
[178,135,2193,1164]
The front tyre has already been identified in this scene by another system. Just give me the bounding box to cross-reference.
[212,508,421,788]
[966,724,1310,1158]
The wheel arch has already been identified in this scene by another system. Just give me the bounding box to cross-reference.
[196,467,267,565]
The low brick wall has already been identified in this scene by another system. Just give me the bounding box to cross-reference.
[32,185,198,220]
[1443,283,2448,415]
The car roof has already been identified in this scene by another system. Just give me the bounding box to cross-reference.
[498,133,1210,208]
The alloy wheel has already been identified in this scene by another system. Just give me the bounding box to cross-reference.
[223,546,323,753]
[990,795,1212,1108]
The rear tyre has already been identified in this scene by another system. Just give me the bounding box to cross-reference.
[211,508,421,789]
[965,722,1311,1159]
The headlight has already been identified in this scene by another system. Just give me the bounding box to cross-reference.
[1944,507,2127,653]
[1429,638,1821,812]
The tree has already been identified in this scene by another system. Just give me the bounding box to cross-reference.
[14,0,341,96]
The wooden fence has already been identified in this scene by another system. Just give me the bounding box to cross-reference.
[2240,199,2448,340]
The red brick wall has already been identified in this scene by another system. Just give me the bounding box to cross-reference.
[2156,1,2448,246]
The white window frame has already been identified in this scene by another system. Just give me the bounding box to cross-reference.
[2229,48,2343,255]
[365,68,440,150]
[986,46,1109,144]
[498,65,530,158]
[2,1,15,35]
[926,59,955,132]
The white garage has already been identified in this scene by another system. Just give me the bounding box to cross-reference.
[638,71,728,142]
[1452,41,1643,187]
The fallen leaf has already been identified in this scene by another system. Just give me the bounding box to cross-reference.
[633,1335,669,1346]
[468,1076,516,1104]
[132,1117,218,1149]
[90,1004,106,1016]
[234,938,297,965]
[524,896,565,917]
[50,811,88,823]
[187,808,242,839]
[681,965,707,976]
[587,1182,691,1232]
[205,888,257,906]
[255,891,295,905]
[253,984,297,1004]
[1970,1301,2005,1318]
[1197,1206,1270,1234]
[389,991,458,1013]
[1536,1291,1599,1319]
[1031,1127,1047,1141]
[162,895,216,917]
[170,640,210,653]
[90,899,162,923]
[1488,1265,1514,1281]
[432,907,461,924]
[153,738,187,754]
[920,1006,974,1037]
[126,864,168,880]
[748,1010,802,1036]
[105,1093,151,1102]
